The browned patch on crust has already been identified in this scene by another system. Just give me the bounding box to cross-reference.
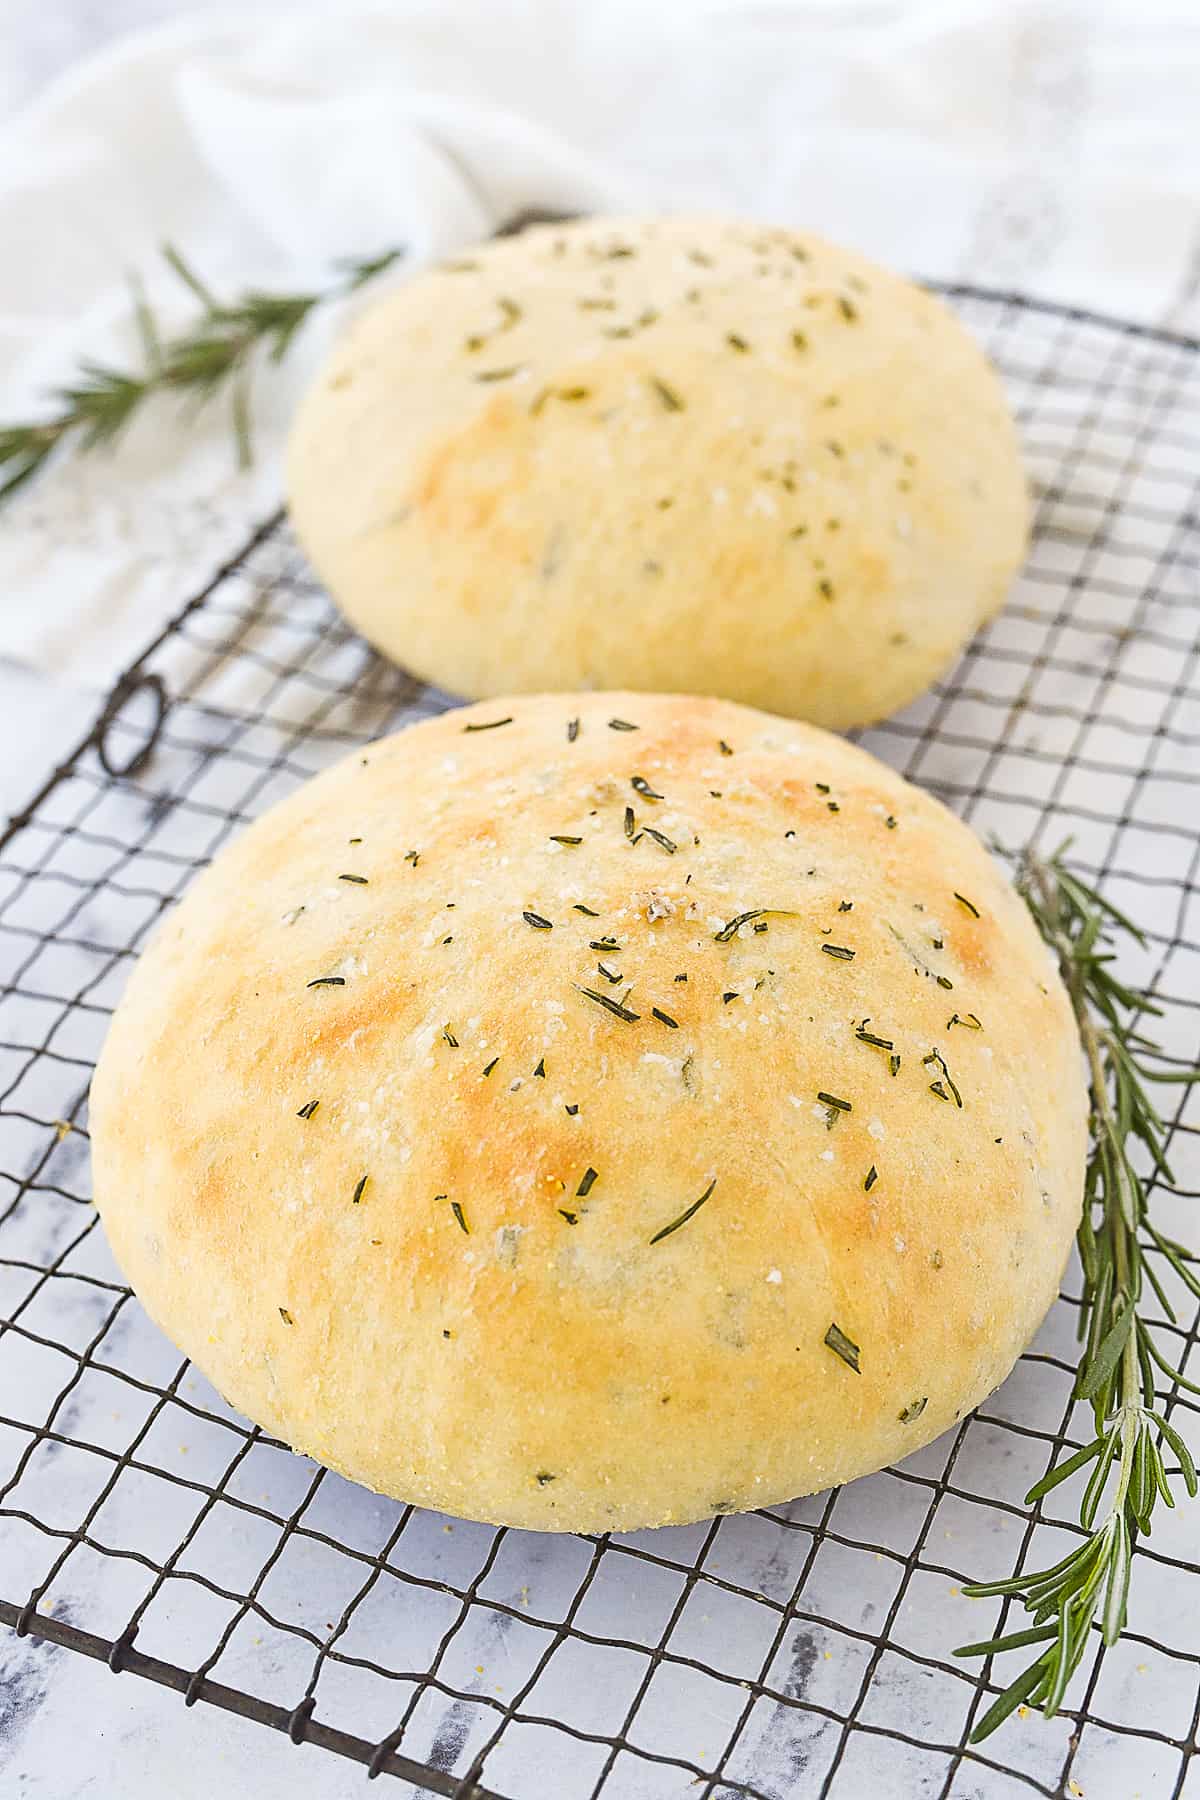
[844,546,892,599]
[414,399,535,542]
[949,915,997,983]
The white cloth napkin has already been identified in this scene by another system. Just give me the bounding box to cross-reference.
[3,0,1199,689]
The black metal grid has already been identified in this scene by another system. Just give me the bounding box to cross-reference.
[1,287,1198,1800]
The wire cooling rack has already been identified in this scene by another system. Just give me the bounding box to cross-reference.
[0,287,1198,1800]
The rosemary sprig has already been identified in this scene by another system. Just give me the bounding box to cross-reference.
[0,243,403,500]
[957,845,1199,1742]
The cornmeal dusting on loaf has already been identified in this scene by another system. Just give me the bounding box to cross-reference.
[287,217,1029,728]
[90,693,1085,1533]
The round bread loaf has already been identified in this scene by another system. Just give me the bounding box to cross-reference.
[287,216,1028,729]
[90,693,1084,1532]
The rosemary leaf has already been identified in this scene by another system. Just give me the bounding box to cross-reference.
[650,1178,716,1245]
[823,1322,860,1373]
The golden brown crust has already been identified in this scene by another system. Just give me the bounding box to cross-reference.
[90,694,1085,1530]
[287,216,1028,729]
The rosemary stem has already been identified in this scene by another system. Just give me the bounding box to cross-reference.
[1036,859,1141,1576]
